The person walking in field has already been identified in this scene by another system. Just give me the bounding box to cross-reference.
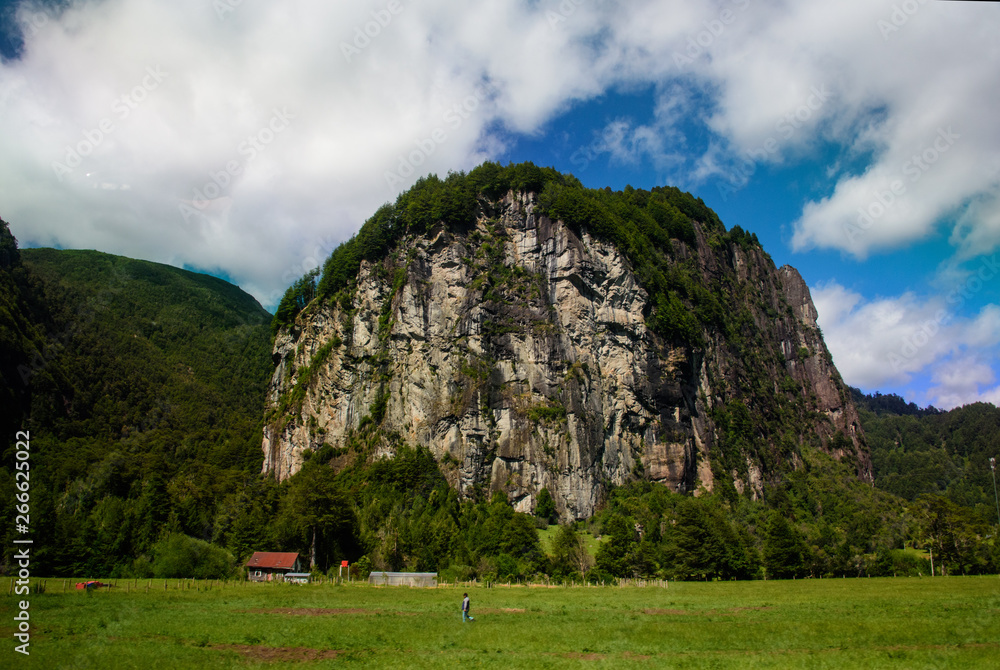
[462,593,474,622]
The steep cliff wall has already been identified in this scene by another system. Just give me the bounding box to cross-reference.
[263,185,869,520]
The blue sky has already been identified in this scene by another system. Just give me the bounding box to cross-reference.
[2,0,1000,409]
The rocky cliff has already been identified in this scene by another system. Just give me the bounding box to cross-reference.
[263,168,870,520]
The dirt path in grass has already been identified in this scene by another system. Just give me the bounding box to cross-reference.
[212,644,342,661]
[246,607,368,615]
[644,606,773,616]
[242,607,421,616]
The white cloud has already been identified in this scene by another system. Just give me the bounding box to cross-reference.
[932,358,994,393]
[812,282,951,389]
[814,281,1000,409]
[960,304,1000,350]
[602,0,1000,261]
[926,357,1000,410]
[779,2,1000,258]
[1,0,999,314]
[951,191,1000,261]
[0,0,563,306]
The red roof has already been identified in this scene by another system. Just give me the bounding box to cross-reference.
[245,552,299,570]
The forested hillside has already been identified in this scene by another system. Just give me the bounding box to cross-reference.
[2,163,998,583]
[0,227,274,576]
[0,219,55,439]
[854,388,1000,525]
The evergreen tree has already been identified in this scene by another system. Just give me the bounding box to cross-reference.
[595,514,636,577]
[763,513,806,579]
[551,524,593,578]
[274,463,358,571]
[535,487,556,523]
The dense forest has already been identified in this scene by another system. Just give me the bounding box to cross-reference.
[855,389,999,514]
[0,229,274,577]
[2,160,999,581]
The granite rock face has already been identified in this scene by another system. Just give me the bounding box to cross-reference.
[263,192,870,520]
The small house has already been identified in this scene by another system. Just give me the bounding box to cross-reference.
[245,552,302,582]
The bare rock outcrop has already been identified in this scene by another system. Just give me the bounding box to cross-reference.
[263,191,870,519]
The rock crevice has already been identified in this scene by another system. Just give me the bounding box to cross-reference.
[263,193,870,519]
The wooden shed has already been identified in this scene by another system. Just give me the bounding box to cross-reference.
[245,552,302,581]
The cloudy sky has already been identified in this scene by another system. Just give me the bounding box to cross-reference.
[2,0,999,409]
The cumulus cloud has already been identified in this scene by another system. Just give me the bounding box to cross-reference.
[813,281,1000,409]
[926,357,1000,409]
[1,0,999,313]
[624,0,1000,260]
[1,0,592,305]
[951,191,1000,261]
[812,282,950,389]
[781,2,1000,258]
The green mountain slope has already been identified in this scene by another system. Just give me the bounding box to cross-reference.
[854,388,1000,514]
[0,219,60,439]
[3,162,998,582]
[1,234,274,576]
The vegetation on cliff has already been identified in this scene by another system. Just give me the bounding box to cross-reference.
[222,441,999,580]
[275,161,737,348]
[3,162,998,582]
[272,162,860,509]
[0,219,53,439]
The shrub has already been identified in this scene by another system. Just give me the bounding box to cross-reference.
[148,533,237,579]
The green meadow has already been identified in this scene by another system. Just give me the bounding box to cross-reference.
[2,576,998,669]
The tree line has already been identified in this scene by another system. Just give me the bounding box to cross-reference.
[46,439,996,582]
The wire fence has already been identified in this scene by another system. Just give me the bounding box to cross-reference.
[6,575,673,594]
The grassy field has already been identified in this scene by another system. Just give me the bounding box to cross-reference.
[2,576,999,668]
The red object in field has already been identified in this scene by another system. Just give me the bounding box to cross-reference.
[341,561,349,567]
[75,581,107,590]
